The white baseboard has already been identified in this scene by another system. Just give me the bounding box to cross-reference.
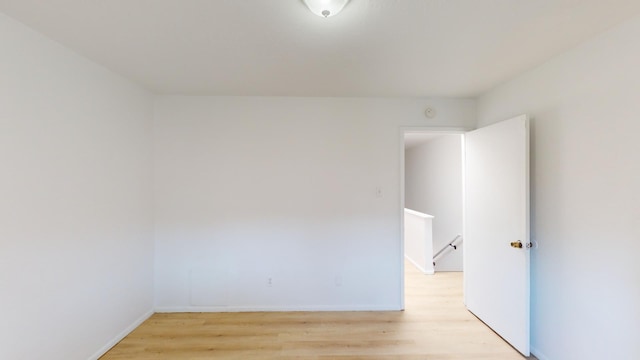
[404,254,435,275]
[531,346,550,360]
[155,304,401,313]
[88,309,154,360]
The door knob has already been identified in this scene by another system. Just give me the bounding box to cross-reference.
[510,240,523,249]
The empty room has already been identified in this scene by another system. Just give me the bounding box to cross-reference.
[1,1,639,359]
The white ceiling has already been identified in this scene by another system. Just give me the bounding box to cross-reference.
[1,0,639,97]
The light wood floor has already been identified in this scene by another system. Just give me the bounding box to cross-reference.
[101,262,532,359]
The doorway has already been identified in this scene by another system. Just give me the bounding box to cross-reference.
[400,129,466,308]
[400,116,531,356]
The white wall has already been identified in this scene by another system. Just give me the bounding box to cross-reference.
[153,96,476,311]
[405,135,463,271]
[0,13,154,360]
[477,15,640,360]
[404,209,434,274]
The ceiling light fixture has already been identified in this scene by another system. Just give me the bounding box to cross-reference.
[303,0,350,18]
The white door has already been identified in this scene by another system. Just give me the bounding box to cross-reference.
[464,115,530,355]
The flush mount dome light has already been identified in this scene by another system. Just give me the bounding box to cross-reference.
[303,0,350,18]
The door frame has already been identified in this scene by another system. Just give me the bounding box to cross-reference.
[399,126,469,309]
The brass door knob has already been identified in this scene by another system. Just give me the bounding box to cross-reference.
[510,241,523,249]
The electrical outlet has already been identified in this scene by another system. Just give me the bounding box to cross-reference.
[267,277,273,287]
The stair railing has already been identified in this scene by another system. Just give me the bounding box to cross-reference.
[433,234,462,266]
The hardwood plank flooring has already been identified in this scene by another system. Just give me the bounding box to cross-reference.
[101,262,532,359]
